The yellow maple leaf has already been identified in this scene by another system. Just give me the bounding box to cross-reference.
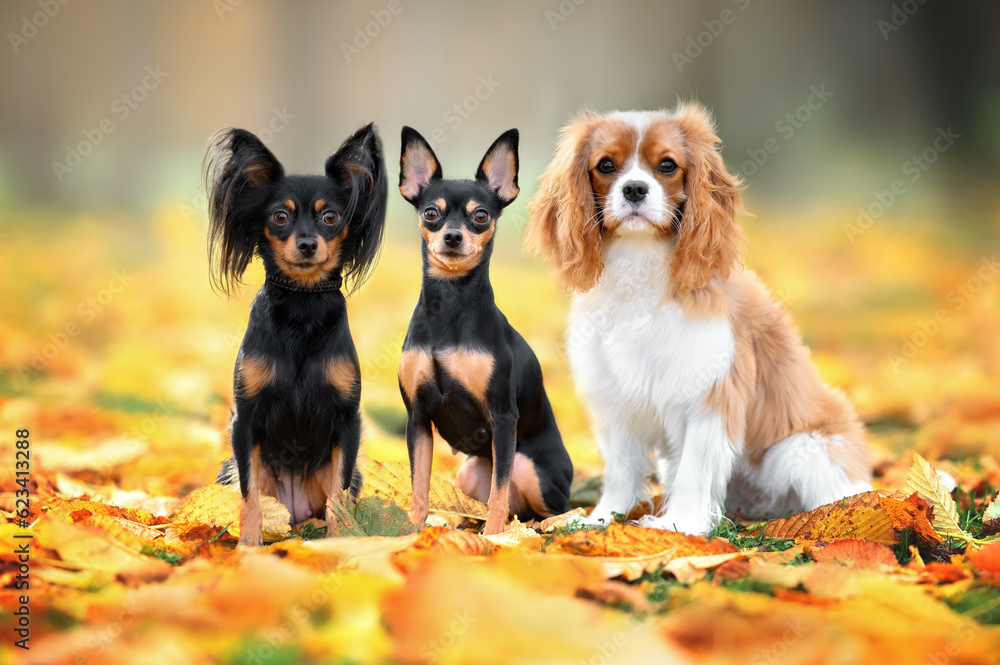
[171,483,290,543]
[360,460,487,520]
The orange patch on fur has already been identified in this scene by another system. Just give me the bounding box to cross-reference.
[284,199,296,212]
[326,358,358,396]
[241,160,273,187]
[465,200,480,215]
[438,348,494,404]
[409,430,433,527]
[238,445,264,546]
[264,227,347,287]
[238,356,274,396]
[421,221,494,279]
[434,198,447,211]
[484,478,510,536]
[398,348,433,403]
[510,454,551,517]
[314,199,326,212]
[705,272,870,482]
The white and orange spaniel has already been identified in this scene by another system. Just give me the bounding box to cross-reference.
[526,103,872,535]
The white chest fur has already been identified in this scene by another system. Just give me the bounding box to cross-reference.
[566,235,735,415]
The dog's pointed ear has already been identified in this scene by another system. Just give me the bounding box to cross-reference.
[399,127,442,204]
[476,129,519,207]
[326,122,388,293]
[205,128,285,296]
[325,122,382,188]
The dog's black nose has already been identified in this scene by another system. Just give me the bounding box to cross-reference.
[622,181,648,203]
[442,230,463,248]
[297,238,318,257]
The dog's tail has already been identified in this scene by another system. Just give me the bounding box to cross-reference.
[215,456,363,499]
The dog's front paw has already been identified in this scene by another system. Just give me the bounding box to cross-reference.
[237,530,263,547]
[635,512,713,537]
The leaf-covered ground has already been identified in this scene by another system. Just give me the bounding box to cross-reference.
[2,209,1000,664]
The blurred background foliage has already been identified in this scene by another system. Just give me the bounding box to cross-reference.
[0,0,998,478]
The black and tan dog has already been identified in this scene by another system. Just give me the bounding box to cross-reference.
[206,123,387,545]
[397,127,573,535]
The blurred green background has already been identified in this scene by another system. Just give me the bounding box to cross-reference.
[0,0,997,232]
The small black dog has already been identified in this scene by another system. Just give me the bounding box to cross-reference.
[397,127,573,534]
[206,123,387,545]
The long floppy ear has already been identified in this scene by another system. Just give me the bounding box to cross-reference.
[325,122,388,293]
[671,104,745,292]
[398,127,441,204]
[525,113,603,292]
[475,129,519,207]
[205,128,284,296]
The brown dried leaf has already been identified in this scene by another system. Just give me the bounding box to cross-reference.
[811,507,897,545]
[760,490,887,541]
[547,523,739,558]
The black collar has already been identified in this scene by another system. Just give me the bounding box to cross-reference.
[266,273,343,293]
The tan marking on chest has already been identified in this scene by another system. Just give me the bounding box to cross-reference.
[326,358,358,396]
[437,348,494,403]
[398,348,434,402]
[238,356,274,397]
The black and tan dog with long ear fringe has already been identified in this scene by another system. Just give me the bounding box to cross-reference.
[206,123,387,545]
[397,127,573,535]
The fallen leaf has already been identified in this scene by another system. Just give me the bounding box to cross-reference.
[171,483,290,543]
[539,507,588,532]
[484,517,543,551]
[547,523,738,558]
[360,460,488,520]
[878,492,943,544]
[810,507,898,545]
[807,540,898,570]
[759,491,888,540]
[326,492,417,538]
[903,452,972,546]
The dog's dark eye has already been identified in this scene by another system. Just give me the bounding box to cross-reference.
[273,211,288,225]
[658,159,678,175]
[473,210,490,225]
[597,158,615,175]
[423,208,439,222]
[322,211,339,225]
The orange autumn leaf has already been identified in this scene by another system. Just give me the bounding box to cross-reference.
[878,492,943,544]
[810,507,898,545]
[40,497,161,526]
[547,523,738,558]
[922,562,972,584]
[806,539,898,570]
[759,491,885,539]
[967,542,1000,582]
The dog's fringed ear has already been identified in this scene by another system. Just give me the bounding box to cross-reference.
[525,113,603,292]
[671,104,745,292]
[398,126,442,204]
[205,128,284,297]
[326,122,388,293]
[476,129,519,207]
